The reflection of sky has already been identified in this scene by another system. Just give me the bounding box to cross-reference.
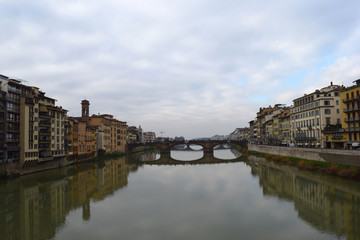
[53,163,336,240]
[171,150,204,160]
[213,149,240,160]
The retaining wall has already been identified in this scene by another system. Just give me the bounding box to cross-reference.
[248,144,360,167]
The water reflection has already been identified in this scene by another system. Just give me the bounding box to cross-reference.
[0,152,359,240]
[0,158,130,240]
[247,155,360,240]
[171,150,204,161]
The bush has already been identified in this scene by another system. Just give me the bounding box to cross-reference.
[338,168,357,178]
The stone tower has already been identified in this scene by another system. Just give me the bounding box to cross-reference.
[81,100,90,118]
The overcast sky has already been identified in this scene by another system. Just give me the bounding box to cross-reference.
[1,0,360,139]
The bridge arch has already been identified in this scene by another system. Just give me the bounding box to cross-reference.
[127,140,247,154]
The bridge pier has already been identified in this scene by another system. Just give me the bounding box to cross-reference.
[203,146,213,153]
[203,151,213,158]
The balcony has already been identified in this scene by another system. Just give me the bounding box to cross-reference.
[7,118,20,123]
[7,127,20,132]
[7,97,20,103]
[39,112,53,118]
[8,86,21,94]
[39,129,51,135]
[344,127,360,132]
[294,136,316,141]
[39,120,51,126]
[6,138,20,142]
[39,137,51,143]
[7,146,20,151]
[7,107,20,113]
[39,144,50,150]
[342,95,360,103]
[345,117,360,122]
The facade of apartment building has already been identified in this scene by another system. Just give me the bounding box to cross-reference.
[248,120,256,142]
[290,82,342,148]
[73,100,127,155]
[323,80,360,149]
[229,128,249,141]
[277,110,291,145]
[127,126,142,143]
[143,131,156,143]
[341,80,360,148]
[0,74,67,166]
[256,104,287,144]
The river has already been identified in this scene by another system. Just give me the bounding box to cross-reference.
[1,146,359,240]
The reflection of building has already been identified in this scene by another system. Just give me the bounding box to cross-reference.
[248,156,360,240]
[0,157,130,240]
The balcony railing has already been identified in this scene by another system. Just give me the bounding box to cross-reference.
[7,127,20,132]
[342,96,360,103]
[7,97,20,102]
[39,120,51,126]
[294,136,316,141]
[39,138,51,143]
[6,138,20,142]
[39,112,54,118]
[8,86,21,93]
[344,127,360,132]
[39,130,51,135]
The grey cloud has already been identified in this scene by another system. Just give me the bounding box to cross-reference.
[1,0,360,138]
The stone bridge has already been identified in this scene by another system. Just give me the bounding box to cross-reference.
[129,149,245,165]
[127,140,247,154]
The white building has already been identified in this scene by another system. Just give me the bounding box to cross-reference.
[290,82,342,148]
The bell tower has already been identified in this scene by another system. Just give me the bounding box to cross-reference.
[81,100,90,118]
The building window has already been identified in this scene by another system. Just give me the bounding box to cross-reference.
[326,117,331,125]
[324,100,330,106]
[324,109,331,114]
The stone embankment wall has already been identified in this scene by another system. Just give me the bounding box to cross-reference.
[248,144,360,167]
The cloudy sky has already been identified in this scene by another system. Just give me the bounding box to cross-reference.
[1,0,360,139]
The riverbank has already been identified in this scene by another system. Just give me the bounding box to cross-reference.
[0,146,158,178]
[247,144,360,181]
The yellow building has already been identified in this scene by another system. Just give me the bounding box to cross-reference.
[323,79,360,149]
[77,100,127,154]
[278,109,291,145]
[340,79,360,148]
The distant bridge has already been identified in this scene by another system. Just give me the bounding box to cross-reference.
[127,140,248,154]
[129,147,245,165]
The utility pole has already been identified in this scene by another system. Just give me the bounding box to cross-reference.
[160,131,165,137]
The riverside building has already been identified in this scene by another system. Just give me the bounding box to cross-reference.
[69,100,128,157]
[323,79,360,149]
[0,74,67,167]
[341,79,360,148]
[290,82,342,148]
